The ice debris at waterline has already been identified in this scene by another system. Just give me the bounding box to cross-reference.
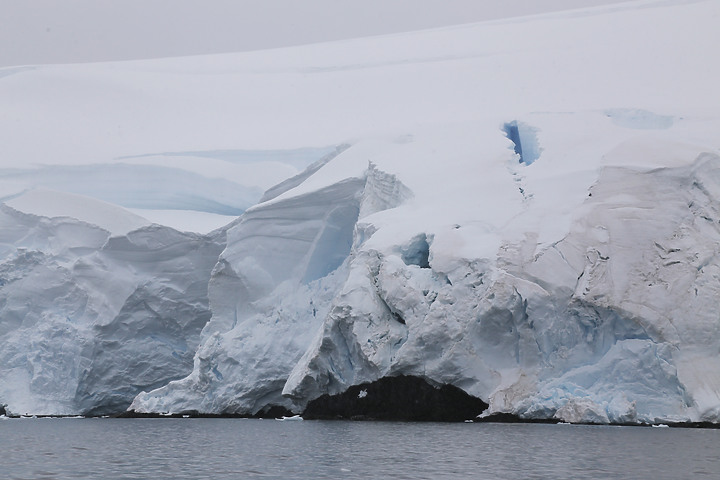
[276,415,304,422]
[2,0,720,424]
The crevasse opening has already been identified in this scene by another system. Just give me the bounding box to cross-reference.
[503,121,541,165]
[401,234,431,269]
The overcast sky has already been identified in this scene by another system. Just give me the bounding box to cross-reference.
[1,0,631,68]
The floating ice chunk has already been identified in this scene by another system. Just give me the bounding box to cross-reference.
[276,415,304,421]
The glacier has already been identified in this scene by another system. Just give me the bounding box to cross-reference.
[0,190,225,415]
[3,0,720,423]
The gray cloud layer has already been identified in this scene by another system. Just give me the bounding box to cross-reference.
[1,0,629,67]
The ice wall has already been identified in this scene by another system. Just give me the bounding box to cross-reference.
[130,160,412,414]
[128,119,720,424]
[0,203,223,415]
[282,152,720,424]
[2,0,720,423]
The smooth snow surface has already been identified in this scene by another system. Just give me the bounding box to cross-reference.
[3,0,720,421]
[6,189,151,236]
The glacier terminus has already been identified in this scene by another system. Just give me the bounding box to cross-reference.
[1,0,720,425]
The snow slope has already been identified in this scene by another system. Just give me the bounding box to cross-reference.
[3,0,720,421]
[4,188,151,236]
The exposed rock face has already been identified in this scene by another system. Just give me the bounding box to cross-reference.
[302,375,488,421]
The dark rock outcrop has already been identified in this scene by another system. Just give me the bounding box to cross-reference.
[302,375,487,421]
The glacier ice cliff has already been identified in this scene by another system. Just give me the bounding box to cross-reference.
[0,197,223,415]
[130,161,411,414]
[283,154,720,425]
[131,130,720,424]
[2,0,720,423]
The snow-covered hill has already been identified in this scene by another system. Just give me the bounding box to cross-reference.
[2,0,720,422]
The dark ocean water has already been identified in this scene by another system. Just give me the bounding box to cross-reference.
[1,418,718,479]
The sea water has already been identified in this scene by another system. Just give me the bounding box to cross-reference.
[1,418,718,479]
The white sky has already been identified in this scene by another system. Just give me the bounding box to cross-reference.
[1,0,632,68]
